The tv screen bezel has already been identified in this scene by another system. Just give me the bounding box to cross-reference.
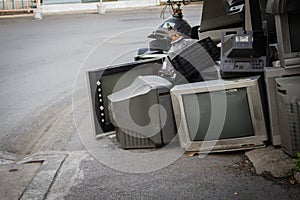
[170,76,268,153]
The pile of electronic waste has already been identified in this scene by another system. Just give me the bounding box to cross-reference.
[87,0,300,155]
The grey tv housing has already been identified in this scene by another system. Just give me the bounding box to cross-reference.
[170,76,268,153]
[276,75,300,156]
[108,76,177,149]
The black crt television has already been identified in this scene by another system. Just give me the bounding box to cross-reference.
[86,58,163,135]
[199,0,267,41]
[199,0,245,41]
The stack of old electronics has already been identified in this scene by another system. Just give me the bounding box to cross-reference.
[170,0,271,152]
[86,0,299,155]
[216,0,300,156]
[263,0,300,156]
[105,37,221,149]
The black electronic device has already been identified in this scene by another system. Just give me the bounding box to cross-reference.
[169,37,220,83]
[220,30,267,75]
[86,58,163,135]
[198,0,245,41]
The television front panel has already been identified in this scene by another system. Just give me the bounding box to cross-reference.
[170,76,267,153]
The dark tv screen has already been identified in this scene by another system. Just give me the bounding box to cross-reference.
[288,12,300,52]
[93,59,162,133]
[182,88,254,141]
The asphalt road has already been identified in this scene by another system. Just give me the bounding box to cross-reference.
[0,5,202,151]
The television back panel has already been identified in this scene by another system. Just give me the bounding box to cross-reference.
[264,67,300,146]
[108,76,176,149]
[276,75,300,156]
[169,38,220,84]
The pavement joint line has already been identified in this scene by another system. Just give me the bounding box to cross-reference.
[19,153,68,200]
[0,151,18,163]
[44,154,69,200]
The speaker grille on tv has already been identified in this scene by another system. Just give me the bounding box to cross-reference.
[116,128,157,149]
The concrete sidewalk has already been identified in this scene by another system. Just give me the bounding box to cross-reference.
[0,146,299,199]
[42,0,160,14]
[0,1,203,17]
[0,150,88,199]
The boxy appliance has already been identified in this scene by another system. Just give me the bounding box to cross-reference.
[220,31,267,74]
[170,76,268,152]
[108,76,177,149]
[276,75,300,156]
[86,58,163,135]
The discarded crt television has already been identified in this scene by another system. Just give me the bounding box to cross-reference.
[276,75,300,156]
[266,0,300,68]
[199,0,267,42]
[108,76,177,149]
[86,58,163,136]
[170,76,268,153]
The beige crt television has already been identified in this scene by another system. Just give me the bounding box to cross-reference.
[170,76,268,153]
